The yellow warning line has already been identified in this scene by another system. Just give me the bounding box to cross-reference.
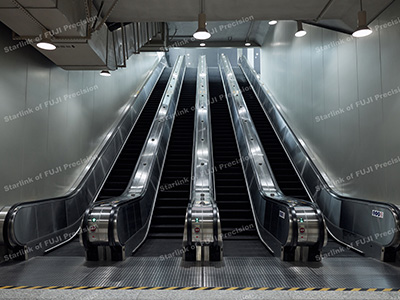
[57,286,73,290]
[0,285,399,292]
[87,287,103,290]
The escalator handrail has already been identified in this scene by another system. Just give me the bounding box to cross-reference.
[238,55,400,248]
[2,57,168,248]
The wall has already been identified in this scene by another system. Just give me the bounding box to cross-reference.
[167,48,238,68]
[0,23,160,206]
[167,47,261,72]
[260,1,400,204]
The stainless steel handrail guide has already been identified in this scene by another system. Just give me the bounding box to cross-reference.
[81,55,186,261]
[183,55,223,262]
[219,54,326,261]
[238,55,400,261]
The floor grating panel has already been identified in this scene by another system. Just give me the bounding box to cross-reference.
[0,255,400,289]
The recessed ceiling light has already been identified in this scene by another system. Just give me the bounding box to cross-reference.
[245,42,251,47]
[200,43,206,47]
[269,20,278,25]
[37,37,56,50]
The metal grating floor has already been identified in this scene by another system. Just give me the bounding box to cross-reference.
[0,255,400,289]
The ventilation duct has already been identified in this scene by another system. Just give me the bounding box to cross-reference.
[0,0,167,70]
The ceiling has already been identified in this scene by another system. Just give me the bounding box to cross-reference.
[0,0,395,70]
[95,0,393,32]
[94,0,394,48]
[166,20,270,48]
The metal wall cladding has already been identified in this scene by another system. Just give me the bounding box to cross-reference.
[166,48,238,68]
[0,23,160,207]
[260,1,400,205]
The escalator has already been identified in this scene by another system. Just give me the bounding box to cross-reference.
[147,68,196,239]
[46,68,173,258]
[97,68,172,201]
[208,68,258,244]
[233,67,309,201]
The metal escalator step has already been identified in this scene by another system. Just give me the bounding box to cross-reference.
[208,68,258,245]
[149,69,196,235]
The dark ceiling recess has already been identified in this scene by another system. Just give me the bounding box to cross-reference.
[107,22,132,32]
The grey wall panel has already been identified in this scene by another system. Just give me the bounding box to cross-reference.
[355,26,386,201]
[259,1,400,205]
[321,29,344,193]
[21,60,51,200]
[0,38,30,202]
[336,33,360,196]
[378,7,400,202]
[309,26,326,179]
[45,67,70,195]
[0,23,160,206]
[166,48,238,68]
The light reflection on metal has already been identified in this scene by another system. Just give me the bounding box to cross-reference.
[183,55,223,262]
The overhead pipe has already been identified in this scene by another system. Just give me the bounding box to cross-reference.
[94,0,120,32]
[314,0,336,22]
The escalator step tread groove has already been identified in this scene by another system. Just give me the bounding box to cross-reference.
[209,68,257,239]
[149,69,196,237]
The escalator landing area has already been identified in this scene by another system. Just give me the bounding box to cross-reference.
[0,240,400,291]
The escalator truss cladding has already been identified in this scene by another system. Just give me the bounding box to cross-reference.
[81,56,186,261]
[218,54,326,261]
